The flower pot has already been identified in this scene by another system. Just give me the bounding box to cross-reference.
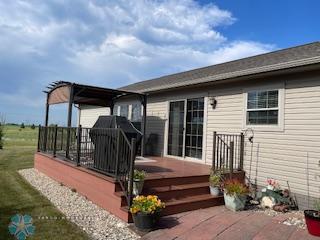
[133,180,144,196]
[304,210,320,236]
[223,192,246,211]
[209,186,220,196]
[132,212,160,231]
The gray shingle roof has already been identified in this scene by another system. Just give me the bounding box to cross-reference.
[120,42,320,93]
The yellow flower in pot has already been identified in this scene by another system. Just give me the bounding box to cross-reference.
[130,195,165,231]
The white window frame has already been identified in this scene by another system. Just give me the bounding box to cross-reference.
[243,84,285,132]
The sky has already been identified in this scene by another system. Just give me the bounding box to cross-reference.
[0,0,319,125]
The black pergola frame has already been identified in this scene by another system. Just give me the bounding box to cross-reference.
[44,81,147,156]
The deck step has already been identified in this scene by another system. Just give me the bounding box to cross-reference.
[143,174,210,188]
[162,194,224,216]
[143,182,210,201]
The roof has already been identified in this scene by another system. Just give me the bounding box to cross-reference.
[45,81,144,107]
[120,42,320,93]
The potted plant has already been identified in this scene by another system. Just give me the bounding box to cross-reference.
[304,200,320,236]
[133,169,146,196]
[130,195,165,231]
[223,179,249,211]
[209,172,222,196]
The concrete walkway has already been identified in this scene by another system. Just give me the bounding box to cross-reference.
[142,206,318,240]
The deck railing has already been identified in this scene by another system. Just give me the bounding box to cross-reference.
[38,125,137,206]
[212,132,244,176]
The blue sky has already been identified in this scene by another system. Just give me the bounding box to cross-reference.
[0,0,318,125]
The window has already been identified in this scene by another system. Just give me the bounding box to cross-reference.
[246,90,279,125]
[131,103,142,122]
[119,105,129,118]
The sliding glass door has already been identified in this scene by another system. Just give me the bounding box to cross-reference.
[167,98,204,160]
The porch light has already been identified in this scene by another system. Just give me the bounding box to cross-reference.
[209,97,217,109]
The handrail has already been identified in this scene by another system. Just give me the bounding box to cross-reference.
[212,131,244,174]
[38,125,137,207]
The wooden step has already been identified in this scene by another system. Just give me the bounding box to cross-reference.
[143,182,210,201]
[143,174,210,188]
[162,194,224,216]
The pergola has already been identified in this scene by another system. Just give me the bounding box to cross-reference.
[44,81,147,155]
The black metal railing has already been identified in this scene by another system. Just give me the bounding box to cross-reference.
[212,131,244,176]
[38,125,137,206]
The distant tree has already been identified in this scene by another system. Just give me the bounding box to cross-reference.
[31,124,36,129]
[20,123,25,129]
[0,114,6,149]
[0,125,3,149]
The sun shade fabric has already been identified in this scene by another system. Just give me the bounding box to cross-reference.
[48,85,70,105]
[47,82,145,107]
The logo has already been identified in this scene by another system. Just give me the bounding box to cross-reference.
[8,214,35,240]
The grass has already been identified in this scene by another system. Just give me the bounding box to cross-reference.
[0,125,90,240]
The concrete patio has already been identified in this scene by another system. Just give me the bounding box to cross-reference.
[142,206,317,240]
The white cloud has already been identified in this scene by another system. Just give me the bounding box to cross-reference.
[0,0,275,123]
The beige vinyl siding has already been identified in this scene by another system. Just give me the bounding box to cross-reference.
[204,73,320,205]
[79,105,109,127]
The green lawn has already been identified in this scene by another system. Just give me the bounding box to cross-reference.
[0,125,90,240]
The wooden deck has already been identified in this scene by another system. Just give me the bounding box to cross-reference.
[35,153,245,222]
[135,156,211,179]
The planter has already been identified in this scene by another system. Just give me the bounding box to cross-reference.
[209,186,220,196]
[304,210,320,236]
[224,192,246,211]
[132,212,160,231]
[133,180,144,196]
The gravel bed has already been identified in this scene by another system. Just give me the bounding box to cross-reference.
[250,205,306,229]
[19,168,139,240]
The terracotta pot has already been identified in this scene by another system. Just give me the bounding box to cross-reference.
[132,212,160,231]
[209,186,220,196]
[223,192,246,211]
[304,210,320,236]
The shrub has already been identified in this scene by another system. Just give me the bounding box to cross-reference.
[0,124,3,149]
[134,169,146,181]
[130,195,165,215]
[20,123,25,129]
[209,173,221,187]
[224,179,249,196]
[31,124,36,129]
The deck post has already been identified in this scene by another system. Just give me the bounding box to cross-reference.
[212,131,217,171]
[141,95,147,157]
[229,141,234,178]
[66,84,74,159]
[76,125,82,166]
[53,125,58,157]
[239,133,244,170]
[128,138,136,206]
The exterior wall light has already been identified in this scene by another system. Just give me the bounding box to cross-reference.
[210,97,217,109]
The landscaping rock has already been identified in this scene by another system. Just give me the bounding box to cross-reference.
[261,196,276,209]
[19,168,139,240]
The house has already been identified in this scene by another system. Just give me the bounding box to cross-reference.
[78,42,320,210]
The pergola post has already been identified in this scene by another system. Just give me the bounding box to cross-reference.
[43,94,49,151]
[65,84,74,159]
[141,95,147,157]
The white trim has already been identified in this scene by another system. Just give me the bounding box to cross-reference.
[242,82,285,132]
